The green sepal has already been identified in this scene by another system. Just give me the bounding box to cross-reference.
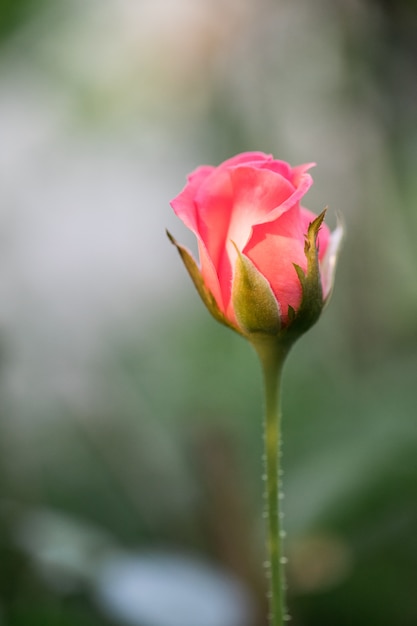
[288,305,296,323]
[283,210,326,342]
[167,230,242,335]
[231,244,281,336]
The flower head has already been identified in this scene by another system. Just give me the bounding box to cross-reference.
[168,152,342,345]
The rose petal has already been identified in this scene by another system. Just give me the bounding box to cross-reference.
[226,166,296,250]
[246,236,306,325]
[291,162,316,186]
[217,152,273,170]
[171,167,225,312]
[258,159,293,179]
[171,168,212,235]
[189,166,291,310]
[245,206,310,323]
[189,168,234,307]
[197,238,226,313]
[187,165,215,185]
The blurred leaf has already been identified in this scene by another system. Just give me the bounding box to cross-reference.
[0,0,50,44]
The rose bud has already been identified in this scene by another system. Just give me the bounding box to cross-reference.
[168,152,342,346]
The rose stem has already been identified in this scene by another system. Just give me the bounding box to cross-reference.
[254,339,289,626]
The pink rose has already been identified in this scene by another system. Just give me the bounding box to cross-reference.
[169,152,341,336]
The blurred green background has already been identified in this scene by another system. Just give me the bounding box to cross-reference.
[1,1,417,625]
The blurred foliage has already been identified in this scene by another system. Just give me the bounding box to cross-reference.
[0,0,50,44]
[2,304,417,625]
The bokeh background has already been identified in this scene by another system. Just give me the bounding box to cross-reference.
[1,1,417,625]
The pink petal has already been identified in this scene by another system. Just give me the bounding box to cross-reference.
[194,166,312,313]
[245,220,307,325]
[291,162,316,186]
[170,167,225,311]
[197,239,225,312]
[170,166,213,234]
[189,166,290,310]
[194,168,234,292]
[187,165,215,185]
[249,170,314,229]
[258,159,293,179]
[217,151,273,170]
[226,166,296,250]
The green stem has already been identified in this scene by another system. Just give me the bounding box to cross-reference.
[254,339,289,626]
